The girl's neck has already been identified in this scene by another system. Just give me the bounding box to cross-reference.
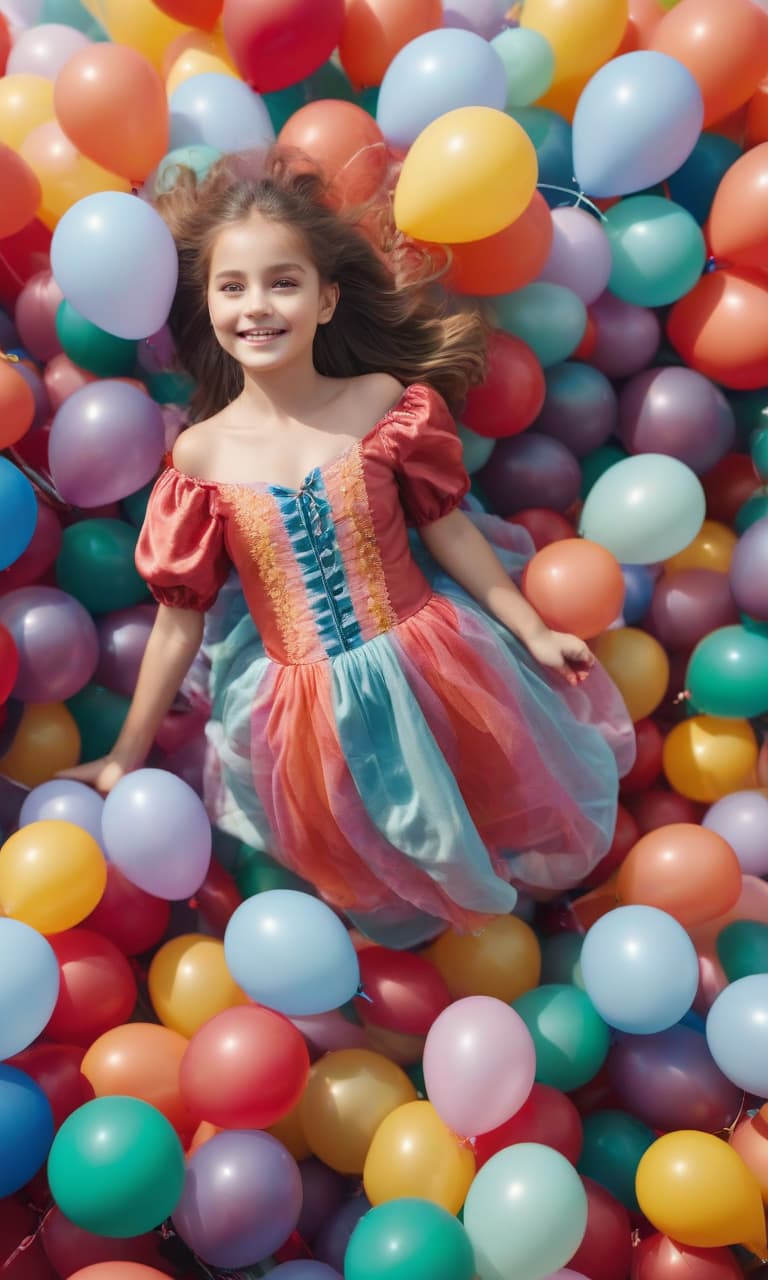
[235,362,339,424]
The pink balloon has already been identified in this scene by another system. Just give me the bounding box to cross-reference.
[589,292,661,379]
[7,23,91,77]
[690,875,768,1012]
[647,569,739,650]
[423,995,536,1137]
[14,270,63,362]
[49,380,165,506]
[43,354,97,412]
[618,367,735,474]
[538,208,612,305]
[0,584,98,702]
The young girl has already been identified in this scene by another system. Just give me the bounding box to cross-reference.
[62,150,635,944]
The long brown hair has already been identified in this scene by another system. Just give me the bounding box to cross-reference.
[154,148,489,421]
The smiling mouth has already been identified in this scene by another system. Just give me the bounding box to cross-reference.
[237,327,287,340]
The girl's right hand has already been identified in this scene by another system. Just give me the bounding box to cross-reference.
[57,755,134,795]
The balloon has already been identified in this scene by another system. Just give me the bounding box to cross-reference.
[6,20,88,77]
[621,565,656,626]
[464,1143,588,1280]
[44,926,137,1046]
[314,1195,371,1272]
[55,519,149,616]
[632,1235,743,1280]
[590,628,669,720]
[650,0,768,126]
[345,1199,475,1280]
[578,1108,655,1213]
[278,100,387,207]
[20,120,131,229]
[474,1081,583,1169]
[82,1024,193,1137]
[491,26,555,110]
[0,144,40,240]
[55,302,136,378]
[617,822,742,927]
[522,538,624,639]
[588,291,661,379]
[493,282,586,368]
[0,819,106,934]
[605,195,706,308]
[443,0,509,39]
[730,516,768,619]
[101,769,211,899]
[296,1158,347,1243]
[0,917,59,1059]
[51,192,178,341]
[393,107,538,244]
[521,0,628,118]
[364,1101,475,1212]
[39,1214,171,1277]
[443,192,553,297]
[505,507,575,550]
[50,381,164,507]
[0,701,80,788]
[608,1025,742,1135]
[8,1041,91,1133]
[568,1177,633,1280]
[538,207,612,306]
[221,0,344,92]
[84,864,169,957]
[0,585,98,702]
[269,1267,341,1280]
[167,72,274,155]
[580,905,699,1033]
[0,360,35,451]
[0,459,37,571]
[172,1129,302,1266]
[668,269,768,392]
[77,0,189,71]
[338,0,443,90]
[0,73,54,150]
[477,432,580,516]
[148,933,247,1037]
[299,1048,417,1174]
[704,790,768,877]
[511,983,610,1092]
[48,1096,186,1237]
[354,947,451,1035]
[618,364,735,475]
[224,890,360,1016]
[153,0,222,29]
[665,519,737,574]
[93,605,154,700]
[730,1106,768,1203]
[0,1064,54,1196]
[462,331,545,438]
[424,916,540,1003]
[636,1130,766,1251]
[687,624,768,717]
[663,714,758,803]
[706,974,768,1097]
[510,105,576,207]
[669,131,743,227]
[579,453,706,564]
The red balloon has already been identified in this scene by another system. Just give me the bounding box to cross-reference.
[152,0,222,29]
[353,946,451,1036]
[180,1004,310,1129]
[0,502,61,597]
[474,1083,583,1168]
[572,310,598,361]
[504,508,574,549]
[631,1233,742,1279]
[0,1198,56,1280]
[462,331,545,438]
[620,718,664,794]
[44,929,138,1048]
[667,268,768,390]
[624,787,704,834]
[0,624,18,703]
[0,14,9,75]
[582,803,640,889]
[568,1177,633,1280]
[193,857,243,936]
[222,0,345,92]
[84,864,170,956]
[444,193,553,297]
[702,452,759,524]
[7,1043,93,1130]
[0,220,52,308]
[40,1208,174,1279]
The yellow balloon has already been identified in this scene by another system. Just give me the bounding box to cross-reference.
[20,121,130,229]
[300,1048,417,1175]
[522,0,628,118]
[394,107,538,244]
[79,0,190,71]
[363,1100,475,1213]
[664,520,738,574]
[166,48,239,96]
[636,1130,767,1252]
[0,819,106,935]
[148,933,249,1037]
[0,703,80,788]
[591,627,670,722]
[663,715,758,804]
[0,74,54,150]
[425,916,541,1003]
[161,26,236,78]
[268,1099,311,1162]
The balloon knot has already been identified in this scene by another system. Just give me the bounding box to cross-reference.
[355,984,374,1004]
[0,350,20,363]
[704,256,719,274]
[673,689,692,705]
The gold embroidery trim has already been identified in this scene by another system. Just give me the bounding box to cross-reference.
[339,448,397,636]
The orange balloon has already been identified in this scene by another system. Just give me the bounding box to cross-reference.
[731,1107,768,1203]
[651,0,768,126]
[663,715,758,804]
[424,916,541,1003]
[148,933,249,1038]
[0,360,35,447]
[187,1120,219,1155]
[746,76,768,148]
[522,538,625,639]
[616,0,665,54]
[0,819,106,934]
[0,702,80,788]
[663,519,737,574]
[590,628,669,721]
[68,1264,170,1280]
[443,192,553,297]
[20,121,130,228]
[161,27,235,77]
[0,145,40,240]
[152,0,222,30]
[339,0,443,89]
[82,1023,194,1137]
[708,143,768,271]
[267,1099,311,1161]
[362,1025,426,1067]
[278,99,388,207]
[616,821,743,927]
[363,1099,475,1212]
[667,269,768,392]
[54,44,169,183]
[299,1048,417,1175]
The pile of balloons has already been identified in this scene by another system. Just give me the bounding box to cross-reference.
[5,0,768,1277]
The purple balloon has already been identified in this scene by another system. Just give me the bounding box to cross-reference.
[297,1159,348,1244]
[647,568,739,651]
[172,1130,302,1268]
[19,779,104,848]
[313,1195,371,1274]
[270,1265,341,1279]
[703,790,768,877]
[289,1010,368,1060]
[534,361,617,457]
[14,271,63,363]
[589,292,661,379]
[96,604,156,698]
[477,432,581,515]
[608,1025,742,1134]
[101,768,211,898]
[49,380,165,508]
[442,0,509,38]
[729,516,768,620]
[538,208,612,305]
[618,367,735,475]
[0,585,98,702]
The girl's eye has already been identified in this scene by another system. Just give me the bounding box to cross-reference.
[273,278,298,289]
[221,282,243,293]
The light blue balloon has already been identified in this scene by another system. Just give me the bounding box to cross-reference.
[458,423,495,474]
[40,0,108,38]
[509,107,577,207]
[579,452,705,564]
[152,145,222,196]
[580,906,699,1034]
[0,918,60,1060]
[51,192,178,340]
[493,282,586,367]
[0,458,37,571]
[606,195,706,308]
[169,73,275,155]
[706,974,768,1097]
[376,28,507,151]
[224,890,360,1016]
[492,27,554,109]
[573,51,704,197]
[464,1143,587,1280]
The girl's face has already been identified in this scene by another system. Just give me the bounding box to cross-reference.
[207,209,338,374]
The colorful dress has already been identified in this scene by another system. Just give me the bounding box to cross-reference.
[136,382,635,941]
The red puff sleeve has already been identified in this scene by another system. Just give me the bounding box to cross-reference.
[384,383,471,527]
[135,467,231,611]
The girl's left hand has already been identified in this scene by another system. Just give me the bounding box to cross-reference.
[527,630,596,686]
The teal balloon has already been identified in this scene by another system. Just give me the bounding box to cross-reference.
[40,0,108,38]
[667,132,742,226]
[579,452,705,564]
[686,624,768,717]
[66,685,130,761]
[717,920,768,982]
[457,424,494,475]
[406,1060,426,1097]
[263,84,307,133]
[55,301,137,378]
[48,1096,185,1237]
[234,847,312,897]
[512,983,610,1091]
[356,86,380,117]
[735,489,768,534]
[122,481,153,531]
[577,1109,655,1214]
[345,1198,476,1280]
[580,442,628,499]
[492,27,554,109]
[751,426,768,482]
[540,932,585,989]
[154,145,221,194]
[55,519,151,615]
[509,107,577,208]
[729,388,768,450]
[493,283,586,368]
[741,613,768,638]
[146,371,195,405]
[606,195,706,308]
[304,60,357,104]
[464,1143,588,1280]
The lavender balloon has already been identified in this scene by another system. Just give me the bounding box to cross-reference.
[297,1159,348,1244]
[0,585,98,702]
[730,516,768,620]
[101,768,211,899]
[535,362,617,457]
[618,367,735,475]
[19,779,104,849]
[703,790,768,877]
[172,1130,302,1268]
[589,293,661,379]
[477,432,581,516]
[648,569,739,651]
[49,381,165,507]
[7,22,91,77]
[608,1026,742,1134]
[538,208,612,305]
[313,1195,371,1273]
[443,0,510,38]
[96,604,156,698]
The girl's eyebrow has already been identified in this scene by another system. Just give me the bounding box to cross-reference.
[212,261,307,281]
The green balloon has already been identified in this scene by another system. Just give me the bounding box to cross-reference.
[304,60,358,104]
[405,1060,426,1098]
[578,1109,655,1214]
[752,426,768,482]
[122,481,153,531]
[493,282,586,368]
[735,489,768,534]
[55,300,137,378]
[492,27,554,110]
[56,519,151,615]
[717,920,768,982]
[66,685,130,760]
[540,932,585,989]
[512,983,610,1091]
[146,371,195,405]
[606,195,706,308]
[233,842,312,897]
[686,624,768,718]
[47,1096,185,1237]
[729,389,768,450]
[263,84,307,133]
[345,1198,476,1280]
[580,442,628,499]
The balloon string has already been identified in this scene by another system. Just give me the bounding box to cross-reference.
[536,183,607,222]
[0,350,20,362]
[0,249,26,291]
[356,984,374,1004]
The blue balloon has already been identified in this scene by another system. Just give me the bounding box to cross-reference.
[224,890,360,1016]
[509,107,577,208]
[152,145,221,196]
[706,974,768,1096]
[169,73,275,155]
[0,1065,54,1196]
[573,51,704,197]
[0,458,37,572]
[0,918,61,1059]
[377,28,507,151]
[667,132,742,226]
[40,0,108,38]
[621,564,655,624]
[580,905,699,1034]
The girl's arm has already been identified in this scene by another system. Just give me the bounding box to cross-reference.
[419,509,594,685]
[58,603,205,792]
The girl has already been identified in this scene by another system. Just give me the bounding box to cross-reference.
[62,150,635,945]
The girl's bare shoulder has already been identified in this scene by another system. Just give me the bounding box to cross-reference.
[171,413,227,481]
